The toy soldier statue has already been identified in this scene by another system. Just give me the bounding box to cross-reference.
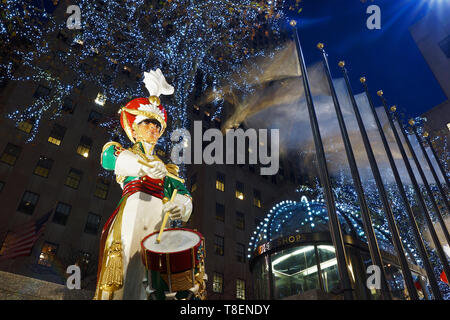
[94,69,193,300]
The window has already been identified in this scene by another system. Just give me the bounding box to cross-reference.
[236,211,245,230]
[216,203,225,222]
[439,35,450,58]
[88,110,102,125]
[94,178,109,199]
[214,235,224,256]
[17,191,39,215]
[190,173,197,193]
[65,168,83,189]
[271,175,277,185]
[236,279,246,299]
[33,85,50,99]
[279,166,284,177]
[62,97,75,113]
[17,119,34,133]
[253,189,262,208]
[236,243,245,263]
[317,245,340,293]
[38,242,58,267]
[235,181,244,200]
[34,156,54,178]
[48,123,66,146]
[193,105,200,115]
[216,172,225,192]
[122,66,131,77]
[272,245,320,299]
[77,251,91,272]
[290,172,295,183]
[213,272,224,294]
[84,213,101,235]
[95,92,106,106]
[76,136,92,158]
[1,143,22,166]
[52,202,71,225]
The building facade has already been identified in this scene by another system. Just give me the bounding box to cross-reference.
[249,197,430,300]
[0,1,301,300]
[410,4,450,138]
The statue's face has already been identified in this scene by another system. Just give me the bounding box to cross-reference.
[133,119,161,144]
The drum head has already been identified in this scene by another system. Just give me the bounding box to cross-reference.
[143,229,201,254]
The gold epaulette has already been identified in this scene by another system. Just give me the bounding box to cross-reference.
[102,141,123,154]
[165,163,180,177]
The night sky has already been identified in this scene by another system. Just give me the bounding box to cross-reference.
[36,0,447,119]
[286,0,448,119]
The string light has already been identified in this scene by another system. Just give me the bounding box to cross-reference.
[248,174,450,298]
[1,0,293,145]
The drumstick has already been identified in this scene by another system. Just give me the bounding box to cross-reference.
[138,160,185,183]
[156,189,178,244]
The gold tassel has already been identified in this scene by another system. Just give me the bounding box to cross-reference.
[99,241,124,293]
[94,196,128,299]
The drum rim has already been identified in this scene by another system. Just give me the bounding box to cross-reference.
[141,228,203,255]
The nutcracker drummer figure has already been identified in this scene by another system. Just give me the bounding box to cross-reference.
[94,69,193,300]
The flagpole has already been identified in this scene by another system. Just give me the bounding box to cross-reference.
[424,132,450,189]
[339,63,416,300]
[378,93,444,299]
[290,20,354,300]
[317,47,391,299]
[393,113,450,248]
[409,123,450,214]
[360,79,419,300]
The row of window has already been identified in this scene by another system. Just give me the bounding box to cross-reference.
[216,204,246,230]
[18,112,103,135]
[213,235,246,263]
[16,190,102,233]
[212,273,246,299]
[190,172,262,208]
[36,241,91,270]
[1,159,109,200]
[1,135,108,196]
[33,83,107,115]
[1,134,93,171]
[217,174,262,207]
[62,168,109,198]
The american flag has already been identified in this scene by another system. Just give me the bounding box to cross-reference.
[0,210,52,261]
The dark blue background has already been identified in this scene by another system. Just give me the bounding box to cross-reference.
[286,0,448,118]
[38,0,448,118]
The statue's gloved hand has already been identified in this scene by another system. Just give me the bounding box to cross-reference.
[142,161,167,180]
[162,202,185,221]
